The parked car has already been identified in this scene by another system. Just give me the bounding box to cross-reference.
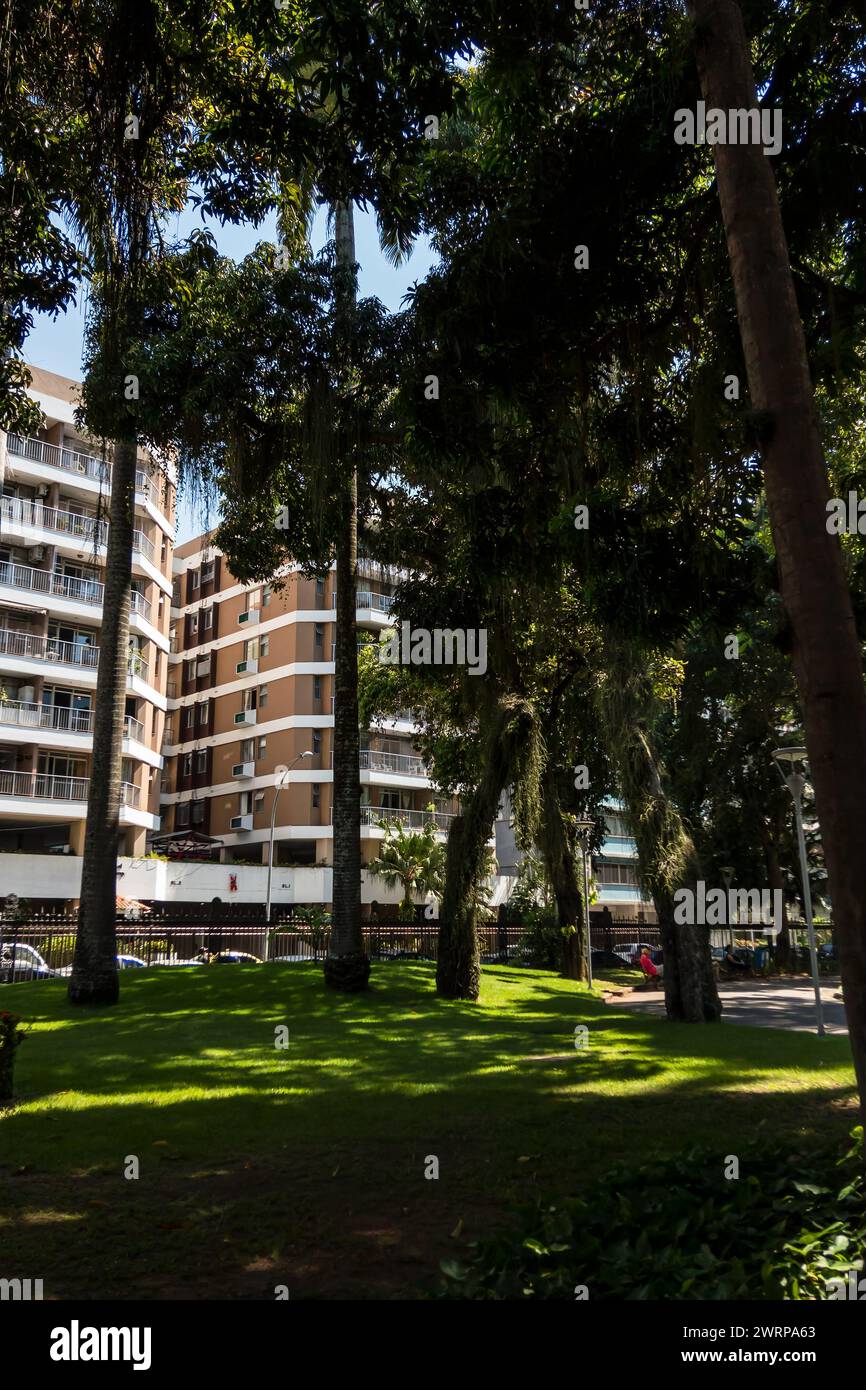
[117,954,147,969]
[0,942,58,982]
[209,949,262,965]
[150,956,205,967]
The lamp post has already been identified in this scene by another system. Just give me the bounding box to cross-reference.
[773,747,824,1037]
[720,865,735,950]
[574,819,595,989]
[264,750,313,959]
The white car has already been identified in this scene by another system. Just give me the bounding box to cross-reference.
[0,942,57,982]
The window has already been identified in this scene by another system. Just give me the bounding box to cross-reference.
[202,559,215,584]
[311,784,320,809]
[257,736,267,759]
[312,731,321,755]
[240,738,254,762]
[191,799,205,825]
[191,568,200,591]
[316,577,325,599]
[202,606,213,632]
[314,623,324,650]
[197,654,212,678]
[182,752,193,777]
[198,699,210,725]
[184,705,195,731]
[313,676,321,701]
[195,750,207,774]
[243,688,257,712]
[189,611,198,638]
[185,659,195,685]
[260,635,269,658]
[258,684,268,709]
[175,802,191,829]
[254,791,265,813]
[262,583,272,607]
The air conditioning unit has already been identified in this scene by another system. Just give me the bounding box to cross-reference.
[18,685,35,703]
[36,484,50,498]
[234,709,257,726]
[238,608,259,626]
[232,762,254,779]
[236,658,257,675]
[28,545,46,562]
[230,814,253,832]
[196,660,211,677]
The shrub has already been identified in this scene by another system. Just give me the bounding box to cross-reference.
[440,1130,866,1300]
[0,1010,28,1103]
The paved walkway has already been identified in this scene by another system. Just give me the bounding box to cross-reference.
[610,977,848,1034]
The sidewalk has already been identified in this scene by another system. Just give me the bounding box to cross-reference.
[609,976,848,1034]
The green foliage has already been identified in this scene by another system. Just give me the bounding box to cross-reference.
[366,812,446,921]
[440,1130,866,1300]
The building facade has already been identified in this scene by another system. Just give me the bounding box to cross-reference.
[160,537,460,903]
[0,368,173,856]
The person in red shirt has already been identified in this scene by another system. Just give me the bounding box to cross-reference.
[640,947,663,980]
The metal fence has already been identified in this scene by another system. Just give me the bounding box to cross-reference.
[0,912,524,980]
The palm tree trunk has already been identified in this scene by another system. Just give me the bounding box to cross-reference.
[324,200,369,992]
[438,695,536,999]
[68,433,136,1005]
[599,638,721,1022]
[688,0,866,1113]
[538,774,588,982]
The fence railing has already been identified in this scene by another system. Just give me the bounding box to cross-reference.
[1,495,107,546]
[0,628,100,669]
[0,561,104,605]
[0,773,140,806]
[5,435,167,519]
[0,917,520,977]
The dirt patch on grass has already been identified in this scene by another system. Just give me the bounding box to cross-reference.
[1,1143,510,1301]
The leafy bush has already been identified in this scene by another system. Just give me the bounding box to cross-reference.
[440,1130,866,1299]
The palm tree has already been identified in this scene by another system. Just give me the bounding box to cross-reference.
[687,0,866,1108]
[366,810,445,920]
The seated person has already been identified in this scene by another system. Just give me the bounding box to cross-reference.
[639,946,663,980]
[724,944,749,973]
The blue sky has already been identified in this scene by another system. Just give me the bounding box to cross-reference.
[24,206,436,542]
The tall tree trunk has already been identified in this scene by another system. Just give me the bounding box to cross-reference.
[688,0,866,1116]
[438,695,536,999]
[68,434,136,1005]
[599,638,721,1022]
[538,774,588,982]
[324,201,369,992]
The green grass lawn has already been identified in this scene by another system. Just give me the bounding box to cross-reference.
[0,963,858,1299]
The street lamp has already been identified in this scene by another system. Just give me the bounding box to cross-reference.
[719,865,735,949]
[772,747,824,1037]
[574,819,595,989]
[264,750,313,958]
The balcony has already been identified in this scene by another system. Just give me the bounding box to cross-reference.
[6,435,169,525]
[356,591,394,613]
[0,769,140,808]
[0,495,107,547]
[0,561,104,606]
[0,628,99,671]
[132,529,156,564]
[5,432,110,485]
[359,750,426,777]
[358,805,454,832]
[127,654,151,686]
[130,589,153,623]
[0,699,144,744]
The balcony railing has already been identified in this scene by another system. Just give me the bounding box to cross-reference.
[0,700,146,745]
[0,560,104,605]
[358,750,426,777]
[0,769,141,807]
[0,628,99,669]
[356,591,394,613]
[6,435,167,521]
[5,432,110,484]
[358,805,454,831]
[132,529,156,563]
[0,495,107,546]
[129,589,153,622]
[127,654,151,685]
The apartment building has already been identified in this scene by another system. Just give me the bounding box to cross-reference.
[161,536,460,889]
[0,368,174,856]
